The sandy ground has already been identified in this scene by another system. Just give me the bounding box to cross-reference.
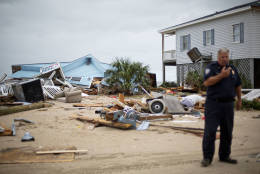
[0,95,260,174]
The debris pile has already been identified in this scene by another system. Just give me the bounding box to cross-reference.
[72,89,206,134]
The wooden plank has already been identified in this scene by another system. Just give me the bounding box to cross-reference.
[103,108,114,112]
[72,115,132,129]
[0,129,12,136]
[0,147,75,164]
[0,102,23,106]
[0,102,52,116]
[0,124,12,136]
[73,103,105,107]
[112,99,126,108]
[138,114,173,121]
[36,149,88,154]
[118,93,125,103]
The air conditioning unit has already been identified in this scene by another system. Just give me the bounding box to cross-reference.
[187,47,212,63]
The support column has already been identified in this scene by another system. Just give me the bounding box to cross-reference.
[162,33,165,83]
[250,58,254,88]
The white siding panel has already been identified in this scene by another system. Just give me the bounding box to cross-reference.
[176,10,260,65]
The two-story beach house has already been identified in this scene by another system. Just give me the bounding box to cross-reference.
[159,0,260,88]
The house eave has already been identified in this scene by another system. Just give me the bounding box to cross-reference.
[159,5,251,34]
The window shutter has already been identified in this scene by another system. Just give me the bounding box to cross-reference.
[188,34,191,50]
[240,22,244,43]
[211,29,214,45]
[203,31,206,46]
[180,36,183,51]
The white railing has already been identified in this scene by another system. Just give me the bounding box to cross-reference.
[163,50,176,62]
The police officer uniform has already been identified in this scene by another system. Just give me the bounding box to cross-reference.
[202,61,241,163]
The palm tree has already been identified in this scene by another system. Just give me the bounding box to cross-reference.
[105,58,150,94]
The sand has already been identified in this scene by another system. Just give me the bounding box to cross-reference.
[0,95,259,174]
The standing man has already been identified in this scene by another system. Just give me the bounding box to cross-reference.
[201,48,242,167]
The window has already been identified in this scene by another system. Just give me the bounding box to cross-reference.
[232,23,244,43]
[183,35,189,50]
[203,29,214,46]
[180,34,190,51]
[233,24,240,42]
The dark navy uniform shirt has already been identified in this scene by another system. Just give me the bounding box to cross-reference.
[204,61,241,100]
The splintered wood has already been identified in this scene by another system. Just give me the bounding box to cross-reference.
[73,103,105,107]
[0,146,76,164]
[72,115,132,129]
[138,114,173,121]
[0,124,12,136]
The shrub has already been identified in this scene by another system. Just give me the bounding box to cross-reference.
[105,58,150,94]
[160,81,178,88]
[241,99,260,110]
[185,71,205,91]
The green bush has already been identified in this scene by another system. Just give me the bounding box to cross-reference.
[105,58,150,94]
[241,99,260,110]
[185,71,205,91]
[160,81,178,88]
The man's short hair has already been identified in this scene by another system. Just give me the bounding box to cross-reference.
[218,47,229,56]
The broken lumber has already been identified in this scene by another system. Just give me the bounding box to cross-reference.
[0,146,75,163]
[138,114,173,121]
[149,124,220,138]
[103,108,114,112]
[72,115,132,129]
[0,102,52,116]
[0,126,12,136]
[0,102,23,106]
[73,103,105,107]
[112,99,126,108]
[36,149,88,154]
[118,93,125,103]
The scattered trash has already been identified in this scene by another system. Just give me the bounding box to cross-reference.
[137,121,150,131]
[256,153,260,162]
[0,124,13,136]
[118,115,136,128]
[0,126,5,133]
[21,132,35,142]
[42,85,63,99]
[65,90,82,103]
[180,94,204,108]
[11,121,16,136]
[72,115,133,129]
[12,79,45,103]
[0,83,14,97]
[0,146,76,163]
[252,115,260,119]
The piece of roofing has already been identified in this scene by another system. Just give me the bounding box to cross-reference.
[11,54,111,87]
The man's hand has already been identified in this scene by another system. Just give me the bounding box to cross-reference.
[236,99,242,110]
[220,67,231,78]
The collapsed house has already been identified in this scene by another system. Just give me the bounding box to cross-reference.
[11,54,111,88]
[0,55,111,103]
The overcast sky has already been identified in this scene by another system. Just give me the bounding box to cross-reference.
[0,0,254,82]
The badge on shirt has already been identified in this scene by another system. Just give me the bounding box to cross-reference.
[205,68,210,75]
[232,70,235,75]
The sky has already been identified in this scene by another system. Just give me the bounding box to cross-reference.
[0,0,254,82]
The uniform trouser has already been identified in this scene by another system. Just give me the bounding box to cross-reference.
[202,99,234,161]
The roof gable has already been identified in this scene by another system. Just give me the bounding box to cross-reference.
[159,0,260,34]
